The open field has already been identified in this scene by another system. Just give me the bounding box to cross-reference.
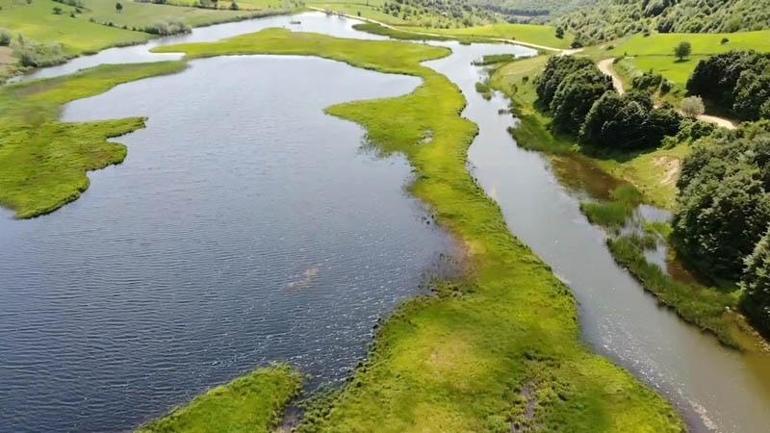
[136,365,302,433]
[307,0,406,24]
[603,31,770,87]
[0,0,150,54]
[81,0,256,29]
[0,61,186,218]
[395,22,572,49]
[157,29,683,433]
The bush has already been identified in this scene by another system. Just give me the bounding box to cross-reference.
[144,20,192,36]
[0,29,11,46]
[12,38,66,67]
[680,96,705,118]
[631,72,663,92]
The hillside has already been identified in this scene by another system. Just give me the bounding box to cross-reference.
[555,0,770,43]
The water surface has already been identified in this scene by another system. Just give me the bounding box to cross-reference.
[423,42,770,433]
[0,55,453,433]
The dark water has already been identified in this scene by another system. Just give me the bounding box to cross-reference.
[0,55,454,432]
[423,42,770,433]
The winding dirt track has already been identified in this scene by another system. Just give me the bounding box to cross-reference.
[597,57,737,129]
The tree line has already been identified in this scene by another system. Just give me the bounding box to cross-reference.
[536,56,683,151]
[673,122,770,337]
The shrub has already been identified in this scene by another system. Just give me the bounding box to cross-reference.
[144,20,192,36]
[680,96,705,118]
[0,29,11,46]
[12,38,66,67]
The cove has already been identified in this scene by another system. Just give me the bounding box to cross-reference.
[0,55,454,432]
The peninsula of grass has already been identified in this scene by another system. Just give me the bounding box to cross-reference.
[157,29,683,433]
[0,61,186,218]
[137,364,302,433]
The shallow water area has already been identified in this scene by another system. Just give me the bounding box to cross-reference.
[0,53,454,432]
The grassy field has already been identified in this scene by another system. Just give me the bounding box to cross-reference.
[604,30,770,87]
[0,61,186,218]
[0,0,150,54]
[137,364,302,433]
[307,0,406,24]
[157,29,683,433]
[394,23,573,49]
[81,0,256,29]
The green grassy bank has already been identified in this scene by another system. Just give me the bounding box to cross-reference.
[137,364,302,433]
[0,61,186,218]
[600,30,770,87]
[489,54,763,350]
[156,29,683,432]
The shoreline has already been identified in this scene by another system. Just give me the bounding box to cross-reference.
[152,29,684,433]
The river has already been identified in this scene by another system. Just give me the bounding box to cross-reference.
[2,10,770,433]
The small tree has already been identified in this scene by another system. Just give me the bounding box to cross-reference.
[681,96,705,118]
[52,6,63,14]
[555,27,564,39]
[674,41,691,61]
[115,2,122,13]
[0,29,11,46]
[229,0,238,9]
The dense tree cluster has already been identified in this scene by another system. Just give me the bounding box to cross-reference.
[580,91,681,149]
[631,71,672,94]
[673,122,770,280]
[381,0,494,27]
[673,122,770,336]
[741,229,770,338]
[553,0,770,44]
[686,51,770,121]
[537,56,681,148]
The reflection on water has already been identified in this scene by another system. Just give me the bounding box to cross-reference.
[423,41,770,433]
[0,55,453,433]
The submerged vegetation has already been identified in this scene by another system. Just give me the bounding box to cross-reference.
[137,364,302,433]
[0,61,186,218]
